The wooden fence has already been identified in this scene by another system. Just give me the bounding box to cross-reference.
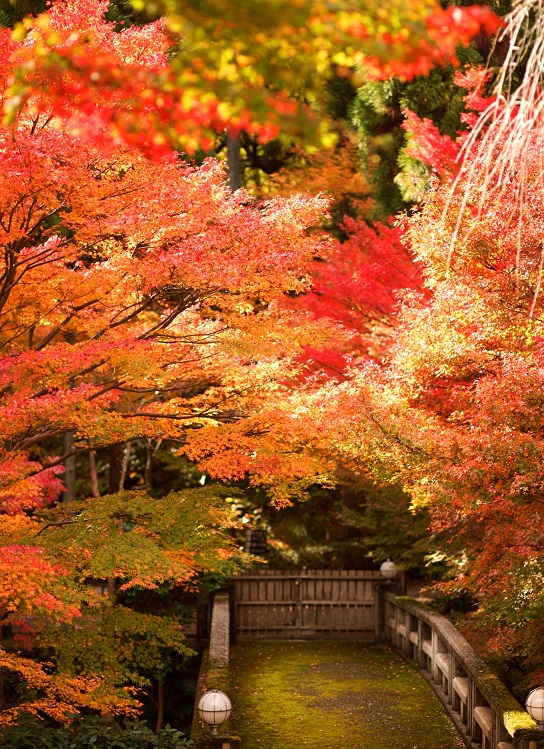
[233,569,383,639]
[228,575,540,748]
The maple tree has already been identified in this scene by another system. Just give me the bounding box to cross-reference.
[263,140,372,223]
[4,0,502,158]
[277,66,544,683]
[0,0,344,723]
[0,0,516,727]
[264,134,428,381]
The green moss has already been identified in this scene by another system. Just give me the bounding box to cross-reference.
[503,711,537,735]
[230,641,465,749]
[206,666,230,695]
[394,596,432,611]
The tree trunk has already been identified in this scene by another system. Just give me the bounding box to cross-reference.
[89,445,101,498]
[145,441,153,491]
[62,431,76,502]
[227,132,242,191]
[106,442,122,603]
[108,443,123,495]
[106,576,116,598]
[119,442,132,491]
[155,679,165,734]
[0,624,5,710]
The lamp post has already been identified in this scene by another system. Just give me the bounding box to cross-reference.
[375,559,398,642]
[198,690,232,736]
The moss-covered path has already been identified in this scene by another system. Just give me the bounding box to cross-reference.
[230,641,465,749]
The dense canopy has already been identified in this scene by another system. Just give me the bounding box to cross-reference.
[3,0,544,730]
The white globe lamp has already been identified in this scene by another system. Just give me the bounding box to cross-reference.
[380,558,397,581]
[526,687,544,728]
[198,689,232,735]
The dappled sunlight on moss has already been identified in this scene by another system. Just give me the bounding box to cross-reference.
[230,641,464,749]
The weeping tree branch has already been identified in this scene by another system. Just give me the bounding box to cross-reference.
[446,0,544,296]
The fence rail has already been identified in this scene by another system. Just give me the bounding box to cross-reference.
[381,592,538,749]
[234,569,383,639]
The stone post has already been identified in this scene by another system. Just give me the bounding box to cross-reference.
[194,734,242,749]
[374,583,387,642]
[514,728,544,749]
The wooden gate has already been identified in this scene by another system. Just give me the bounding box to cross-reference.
[233,570,382,639]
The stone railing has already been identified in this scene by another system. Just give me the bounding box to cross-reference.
[191,593,241,748]
[380,592,540,749]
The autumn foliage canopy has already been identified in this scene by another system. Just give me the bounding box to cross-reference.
[5,0,539,726]
[0,0,342,719]
[295,72,544,683]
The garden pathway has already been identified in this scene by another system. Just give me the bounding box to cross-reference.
[229,640,465,749]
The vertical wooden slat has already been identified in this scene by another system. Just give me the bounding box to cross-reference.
[233,570,380,639]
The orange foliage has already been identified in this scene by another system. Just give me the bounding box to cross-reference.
[266,140,373,218]
[0,652,117,726]
[0,0,512,717]
[283,100,544,678]
[0,1,346,721]
[4,0,502,157]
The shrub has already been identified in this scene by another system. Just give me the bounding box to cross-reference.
[0,715,194,749]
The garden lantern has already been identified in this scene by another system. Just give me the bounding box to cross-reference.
[198,689,232,735]
[526,687,544,728]
[380,558,397,581]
